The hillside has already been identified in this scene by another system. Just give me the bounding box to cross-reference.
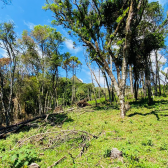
[0,96,168,167]
[70,75,83,84]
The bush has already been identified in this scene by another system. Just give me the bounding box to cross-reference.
[2,145,39,168]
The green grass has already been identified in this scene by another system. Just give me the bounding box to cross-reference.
[0,96,168,167]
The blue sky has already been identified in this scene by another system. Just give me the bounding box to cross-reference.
[0,0,168,86]
[0,0,90,83]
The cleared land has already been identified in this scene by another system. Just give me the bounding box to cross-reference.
[0,96,168,168]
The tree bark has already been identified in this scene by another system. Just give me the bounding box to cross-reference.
[87,63,97,106]
[155,50,161,96]
[0,69,6,126]
[99,68,100,99]
[129,65,134,95]
[90,68,107,99]
[145,55,153,104]
[83,0,143,118]
[134,78,139,100]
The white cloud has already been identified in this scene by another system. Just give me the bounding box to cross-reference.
[23,21,35,30]
[163,67,168,73]
[150,50,166,63]
[0,48,8,58]
[79,78,83,82]
[150,50,168,84]
[112,44,120,50]
[159,67,168,84]
[65,39,82,53]
[91,68,108,88]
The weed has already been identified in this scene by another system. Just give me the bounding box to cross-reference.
[160,143,168,150]
[142,139,154,146]
[1,145,39,168]
[103,149,111,158]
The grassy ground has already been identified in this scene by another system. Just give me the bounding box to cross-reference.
[0,96,168,168]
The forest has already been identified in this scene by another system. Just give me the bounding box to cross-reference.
[0,0,168,167]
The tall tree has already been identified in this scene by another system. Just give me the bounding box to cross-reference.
[0,22,18,126]
[63,56,82,104]
[62,52,71,106]
[43,0,147,117]
[129,1,167,102]
[20,25,65,113]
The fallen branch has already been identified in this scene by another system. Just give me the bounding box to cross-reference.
[13,130,98,149]
[77,143,87,158]
[48,156,66,168]
[65,108,75,112]
[0,109,74,138]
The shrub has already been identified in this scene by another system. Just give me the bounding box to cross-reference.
[2,145,39,168]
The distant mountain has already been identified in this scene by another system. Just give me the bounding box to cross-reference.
[70,75,83,83]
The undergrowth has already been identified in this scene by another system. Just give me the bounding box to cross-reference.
[0,96,168,167]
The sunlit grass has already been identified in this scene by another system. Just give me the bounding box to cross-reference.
[0,95,168,167]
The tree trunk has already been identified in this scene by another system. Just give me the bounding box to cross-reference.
[154,51,158,96]
[99,69,100,99]
[0,70,7,126]
[88,88,90,101]
[134,79,138,100]
[64,68,68,107]
[90,68,106,99]
[55,68,59,107]
[87,63,97,106]
[110,56,113,104]
[155,50,161,96]
[72,61,75,104]
[44,91,48,113]
[129,65,134,95]
[38,94,43,115]
[85,0,137,117]
[102,70,110,102]
[145,55,153,105]
[119,93,125,118]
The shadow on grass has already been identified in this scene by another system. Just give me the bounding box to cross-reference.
[128,97,168,120]
[128,111,160,120]
[15,113,73,133]
[93,103,119,111]
[129,98,168,109]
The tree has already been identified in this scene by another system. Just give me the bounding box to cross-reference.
[62,52,71,106]
[20,25,65,113]
[127,1,167,102]
[62,56,82,104]
[43,0,147,118]
[0,22,18,126]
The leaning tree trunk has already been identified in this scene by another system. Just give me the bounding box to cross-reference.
[110,55,113,104]
[99,68,100,99]
[87,63,97,106]
[90,68,107,99]
[86,0,140,118]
